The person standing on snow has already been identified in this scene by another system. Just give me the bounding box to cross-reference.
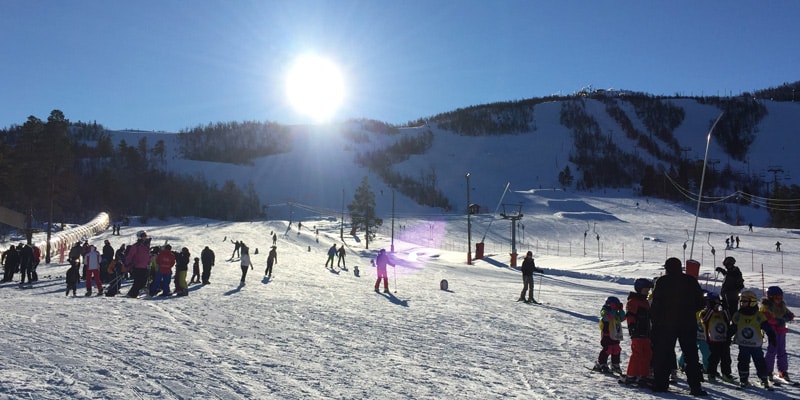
[373,249,394,293]
[239,242,252,285]
[173,247,190,296]
[325,244,337,269]
[201,246,215,285]
[716,256,744,315]
[124,231,152,298]
[265,246,277,278]
[150,244,176,296]
[83,245,103,296]
[650,257,707,396]
[623,278,654,385]
[337,245,346,268]
[518,251,543,303]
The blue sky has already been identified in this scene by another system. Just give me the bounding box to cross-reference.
[2,1,798,132]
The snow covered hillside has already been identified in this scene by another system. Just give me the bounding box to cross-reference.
[2,192,799,399]
[107,98,800,227]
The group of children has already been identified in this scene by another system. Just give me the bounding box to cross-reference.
[594,278,794,390]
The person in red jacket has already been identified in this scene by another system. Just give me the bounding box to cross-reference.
[623,278,654,385]
[124,231,152,298]
[150,244,176,296]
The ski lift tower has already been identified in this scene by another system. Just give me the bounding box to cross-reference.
[500,203,523,267]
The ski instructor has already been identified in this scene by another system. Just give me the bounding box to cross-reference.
[649,257,707,396]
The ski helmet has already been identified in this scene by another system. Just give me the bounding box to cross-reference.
[704,291,721,307]
[604,296,622,309]
[767,286,784,297]
[137,230,147,239]
[634,278,653,292]
[723,256,736,267]
[739,290,758,308]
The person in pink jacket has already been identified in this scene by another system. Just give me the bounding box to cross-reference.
[125,231,152,298]
[83,245,103,296]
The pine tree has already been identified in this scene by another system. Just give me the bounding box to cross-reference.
[348,176,382,249]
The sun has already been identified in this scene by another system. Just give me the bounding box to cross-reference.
[285,55,345,123]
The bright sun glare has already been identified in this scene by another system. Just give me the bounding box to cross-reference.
[286,55,345,123]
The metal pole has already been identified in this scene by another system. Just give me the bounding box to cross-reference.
[466,173,472,265]
[391,189,395,253]
[689,112,724,260]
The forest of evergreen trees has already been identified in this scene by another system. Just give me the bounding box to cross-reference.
[0,111,261,227]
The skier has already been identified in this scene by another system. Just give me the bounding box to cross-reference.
[650,257,706,396]
[325,244,337,269]
[200,246,215,285]
[517,251,543,303]
[593,296,624,375]
[173,247,190,296]
[373,249,394,293]
[2,244,19,282]
[730,290,776,389]
[83,245,103,296]
[760,286,795,384]
[231,240,241,260]
[776,241,782,252]
[190,257,201,284]
[623,278,653,385]
[265,246,277,278]
[701,292,735,383]
[65,261,79,297]
[150,244,175,296]
[337,245,346,268]
[716,256,744,315]
[18,244,34,286]
[125,231,152,298]
[239,242,252,285]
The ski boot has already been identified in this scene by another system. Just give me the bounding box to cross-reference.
[720,373,735,383]
[610,364,622,375]
[739,378,749,389]
[706,373,717,383]
[85,289,92,297]
[761,377,772,389]
[592,362,610,373]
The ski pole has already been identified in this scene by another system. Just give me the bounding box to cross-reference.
[393,265,397,293]
[537,272,542,302]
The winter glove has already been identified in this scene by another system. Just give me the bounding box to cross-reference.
[778,318,786,327]
[715,267,725,274]
[250,265,253,270]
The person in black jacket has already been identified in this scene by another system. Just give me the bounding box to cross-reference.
[650,257,707,396]
[518,251,544,303]
[716,256,744,315]
[624,278,654,385]
[200,246,215,285]
[2,244,20,282]
[173,247,190,296]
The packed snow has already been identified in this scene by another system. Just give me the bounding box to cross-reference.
[2,190,799,399]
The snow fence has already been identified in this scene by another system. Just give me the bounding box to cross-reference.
[35,212,110,263]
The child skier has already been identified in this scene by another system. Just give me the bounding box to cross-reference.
[65,262,80,297]
[189,257,201,284]
[594,296,625,375]
[623,278,653,385]
[760,286,795,384]
[701,292,735,383]
[730,290,777,389]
